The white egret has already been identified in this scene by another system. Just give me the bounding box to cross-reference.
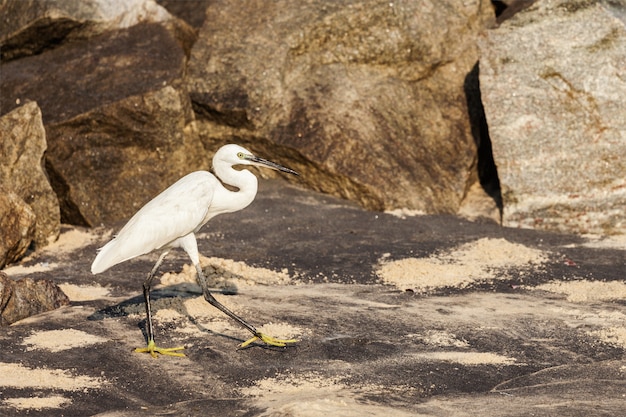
[91,144,299,357]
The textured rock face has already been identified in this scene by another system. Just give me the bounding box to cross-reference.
[0,272,69,326]
[0,189,36,269]
[1,22,208,226]
[187,0,495,213]
[0,0,193,61]
[2,0,622,239]
[0,102,60,247]
[480,0,626,234]
[1,0,499,229]
[45,84,207,226]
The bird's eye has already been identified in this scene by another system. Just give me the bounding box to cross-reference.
[237,152,244,159]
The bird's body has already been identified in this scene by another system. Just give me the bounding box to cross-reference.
[91,144,298,357]
[91,171,250,273]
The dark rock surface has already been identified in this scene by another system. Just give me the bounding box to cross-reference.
[1,182,624,416]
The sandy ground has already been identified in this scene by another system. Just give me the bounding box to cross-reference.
[1,182,624,416]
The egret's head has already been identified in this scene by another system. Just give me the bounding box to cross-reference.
[215,144,299,175]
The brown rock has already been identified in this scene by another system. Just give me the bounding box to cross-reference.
[187,0,495,213]
[1,22,208,226]
[46,85,208,226]
[0,101,60,247]
[0,271,69,326]
[0,0,196,61]
[2,22,189,124]
[0,187,36,268]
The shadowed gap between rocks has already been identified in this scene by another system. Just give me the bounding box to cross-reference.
[492,0,541,24]
[464,61,503,222]
[44,158,90,227]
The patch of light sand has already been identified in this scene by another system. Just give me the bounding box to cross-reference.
[22,329,107,352]
[2,261,59,276]
[591,327,626,349]
[159,256,292,288]
[241,372,417,417]
[385,208,426,219]
[544,303,626,351]
[47,228,98,253]
[153,307,186,321]
[57,283,111,301]
[377,238,548,292]
[0,362,103,390]
[3,395,70,411]
[171,316,233,337]
[184,294,231,318]
[148,293,247,322]
[575,234,626,250]
[149,257,297,339]
[3,228,98,276]
[413,352,517,365]
[256,321,306,340]
[410,330,469,348]
[532,280,626,303]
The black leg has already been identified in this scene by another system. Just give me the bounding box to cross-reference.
[134,251,184,357]
[193,261,297,348]
[141,251,169,344]
[194,263,258,335]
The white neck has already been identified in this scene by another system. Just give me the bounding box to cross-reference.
[213,163,259,214]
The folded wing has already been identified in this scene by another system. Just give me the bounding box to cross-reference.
[91,171,218,274]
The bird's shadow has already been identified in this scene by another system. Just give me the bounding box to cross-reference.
[86,286,199,321]
[87,268,241,322]
[87,283,284,349]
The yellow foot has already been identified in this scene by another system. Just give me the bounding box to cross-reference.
[239,332,298,348]
[134,339,186,358]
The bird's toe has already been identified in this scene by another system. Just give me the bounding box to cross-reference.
[239,332,297,348]
[135,339,186,358]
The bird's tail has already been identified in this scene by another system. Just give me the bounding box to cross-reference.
[91,239,127,274]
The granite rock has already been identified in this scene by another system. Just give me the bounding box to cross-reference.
[480,0,626,234]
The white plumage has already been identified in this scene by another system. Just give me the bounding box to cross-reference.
[91,171,216,273]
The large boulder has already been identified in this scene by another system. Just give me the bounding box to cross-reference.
[0,188,36,269]
[1,22,208,226]
[45,84,206,226]
[187,0,495,213]
[0,101,60,247]
[0,0,195,61]
[480,0,626,234]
